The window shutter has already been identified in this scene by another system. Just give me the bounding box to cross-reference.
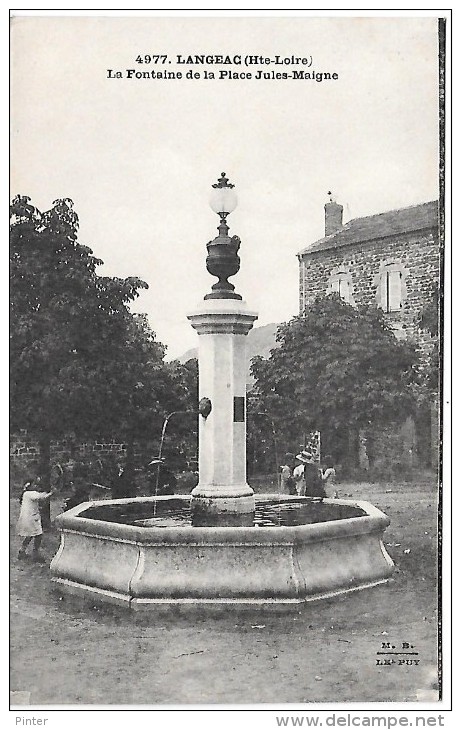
[331,278,340,294]
[337,276,349,302]
[379,273,388,310]
[388,270,402,311]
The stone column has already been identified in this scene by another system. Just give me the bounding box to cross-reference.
[188,298,258,526]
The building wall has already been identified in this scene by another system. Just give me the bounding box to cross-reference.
[299,227,439,349]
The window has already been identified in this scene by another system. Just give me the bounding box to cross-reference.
[375,261,407,313]
[330,276,351,302]
[328,270,354,305]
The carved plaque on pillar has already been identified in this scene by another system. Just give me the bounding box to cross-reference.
[233,396,245,423]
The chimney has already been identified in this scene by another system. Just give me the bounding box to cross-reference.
[324,194,343,236]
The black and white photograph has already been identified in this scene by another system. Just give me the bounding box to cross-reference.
[9,7,451,722]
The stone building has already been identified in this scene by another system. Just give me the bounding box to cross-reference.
[297,197,440,473]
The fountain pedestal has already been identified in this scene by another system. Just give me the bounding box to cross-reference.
[188,298,258,526]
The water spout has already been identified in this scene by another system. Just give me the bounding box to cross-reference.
[153,410,195,515]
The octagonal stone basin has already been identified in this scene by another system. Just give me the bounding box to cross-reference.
[50,495,394,610]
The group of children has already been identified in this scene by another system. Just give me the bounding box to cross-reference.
[280,450,337,498]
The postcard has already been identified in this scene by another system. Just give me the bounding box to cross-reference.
[9,8,451,724]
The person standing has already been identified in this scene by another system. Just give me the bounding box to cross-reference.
[294,450,326,497]
[293,453,307,496]
[280,453,296,495]
[304,462,326,498]
[321,457,338,498]
[17,479,53,561]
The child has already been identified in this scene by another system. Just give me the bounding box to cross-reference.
[17,479,53,561]
[321,457,338,498]
[280,453,296,495]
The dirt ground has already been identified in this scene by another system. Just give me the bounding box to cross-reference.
[10,478,440,706]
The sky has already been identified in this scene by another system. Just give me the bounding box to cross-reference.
[10,12,441,359]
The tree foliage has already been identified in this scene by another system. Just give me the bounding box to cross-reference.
[250,294,417,466]
[10,195,195,480]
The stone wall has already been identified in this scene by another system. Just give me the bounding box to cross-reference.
[10,431,128,467]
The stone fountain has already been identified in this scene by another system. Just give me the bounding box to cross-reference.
[50,174,394,610]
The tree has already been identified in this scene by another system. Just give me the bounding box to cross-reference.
[10,195,202,486]
[417,283,440,394]
[250,294,417,470]
[100,317,198,479]
[10,195,150,482]
[158,357,199,472]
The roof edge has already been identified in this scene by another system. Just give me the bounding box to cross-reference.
[297,200,439,258]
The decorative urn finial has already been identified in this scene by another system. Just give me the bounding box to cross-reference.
[205,173,242,301]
